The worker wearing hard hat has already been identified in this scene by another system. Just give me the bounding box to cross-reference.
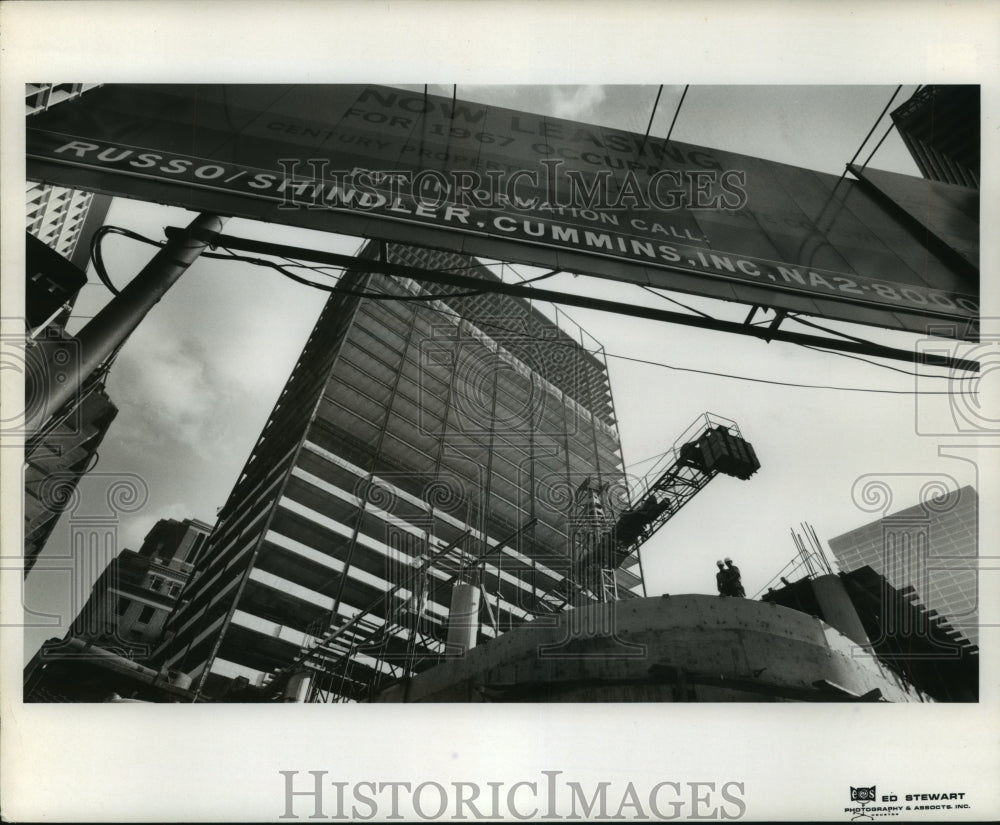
[715,560,729,596]
[724,557,746,597]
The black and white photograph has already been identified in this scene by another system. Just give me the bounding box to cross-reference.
[2,2,997,822]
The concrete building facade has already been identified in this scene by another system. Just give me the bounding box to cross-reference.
[26,84,112,269]
[374,595,929,703]
[155,243,632,701]
[102,517,213,654]
[24,517,212,702]
[26,183,112,271]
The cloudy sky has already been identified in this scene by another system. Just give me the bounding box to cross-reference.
[22,84,984,660]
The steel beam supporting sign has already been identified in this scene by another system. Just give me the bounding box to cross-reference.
[26,85,979,339]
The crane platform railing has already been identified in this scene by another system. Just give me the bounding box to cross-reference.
[579,413,760,574]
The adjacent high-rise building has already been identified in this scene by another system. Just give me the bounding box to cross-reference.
[26,83,103,116]
[891,85,979,188]
[154,243,632,702]
[26,184,112,271]
[828,485,978,645]
[24,517,212,702]
[26,84,112,270]
[98,517,214,652]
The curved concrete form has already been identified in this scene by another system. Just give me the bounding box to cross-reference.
[375,595,928,703]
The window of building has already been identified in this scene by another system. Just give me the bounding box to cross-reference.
[116,597,132,616]
[137,604,156,624]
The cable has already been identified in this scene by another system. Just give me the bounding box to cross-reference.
[91,223,563,309]
[665,85,689,143]
[846,85,903,170]
[639,85,664,153]
[799,343,955,379]
[641,285,714,319]
[344,284,961,395]
[423,308,960,395]
[217,246,980,393]
[520,268,562,284]
[94,226,965,395]
[643,281,946,382]
[623,449,672,471]
[598,350,956,395]
[278,251,526,279]
[787,315,954,379]
[92,224,556,300]
[632,284,950,382]
[800,86,906,243]
[215,246,561,301]
[860,121,899,169]
[786,311,882,347]
[94,224,957,383]
[89,225,163,295]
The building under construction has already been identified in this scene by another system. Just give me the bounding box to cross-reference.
[23,236,978,705]
[19,83,979,706]
[153,242,642,701]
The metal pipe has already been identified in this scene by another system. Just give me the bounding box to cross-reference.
[447,583,481,654]
[283,671,313,702]
[26,213,226,435]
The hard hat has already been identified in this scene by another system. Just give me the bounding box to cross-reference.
[716,559,724,566]
[724,557,733,563]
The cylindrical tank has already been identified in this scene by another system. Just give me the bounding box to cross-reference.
[447,583,481,654]
[283,671,312,702]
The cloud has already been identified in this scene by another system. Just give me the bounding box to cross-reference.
[107,331,243,453]
[548,86,607,120]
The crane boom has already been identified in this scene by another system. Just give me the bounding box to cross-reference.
[577,414,760,581]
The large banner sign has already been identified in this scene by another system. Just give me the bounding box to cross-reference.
[26,85,979,338]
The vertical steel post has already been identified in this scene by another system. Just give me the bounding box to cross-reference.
[26,213,227,436]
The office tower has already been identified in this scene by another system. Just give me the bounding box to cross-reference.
[156,243,630,701]
[891,85,979,187]
[103,517,214,650]
[24,517,212,702]
[26,184,112,270]
[26,83,103,116]
[58,517,210,652]
[828,485,978,645]
[26,84,112,269]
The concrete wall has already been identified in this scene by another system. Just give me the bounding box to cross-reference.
[375,595,926,703]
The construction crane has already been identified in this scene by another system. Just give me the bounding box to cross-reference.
[573,413,760,595]
[263,414,758,702]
